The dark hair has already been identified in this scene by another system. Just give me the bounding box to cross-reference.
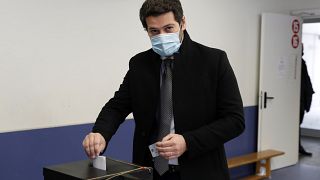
[139,0,184,29]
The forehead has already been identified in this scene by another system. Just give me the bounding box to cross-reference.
[145,12,179,29]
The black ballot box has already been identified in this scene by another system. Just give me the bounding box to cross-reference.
[43,157,153,180]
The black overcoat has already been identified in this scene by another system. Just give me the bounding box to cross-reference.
[93,31,245,180]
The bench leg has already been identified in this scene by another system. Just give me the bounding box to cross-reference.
[255,158,271,178]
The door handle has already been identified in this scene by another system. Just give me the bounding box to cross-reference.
[264,92,274,108]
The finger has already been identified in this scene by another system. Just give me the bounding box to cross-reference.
[166,152,178,159]
[156,139,175,148]
[157,140,175,148]
[94,142,101,156]
[89,134,96,158]
[158,145,178,155]
[155,134,175,147]
[82,135,88,149]
[82,135,90,157]
[157,146,174,153]
[160,151,178,159]
[93,135,103,156]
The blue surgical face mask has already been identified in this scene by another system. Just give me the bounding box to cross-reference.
[150,31,181,57]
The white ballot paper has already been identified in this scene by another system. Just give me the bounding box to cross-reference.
[148,143,159,158]
[93,156,107,171]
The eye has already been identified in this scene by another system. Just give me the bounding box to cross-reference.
[165,26,174,32]
[149,29,159,35]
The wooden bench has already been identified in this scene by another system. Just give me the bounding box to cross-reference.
[227,149,284,180]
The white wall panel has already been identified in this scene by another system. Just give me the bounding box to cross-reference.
[1,0,320,132]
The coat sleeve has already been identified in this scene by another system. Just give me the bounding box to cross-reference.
[182,51,245,159]
[302,60,314,112]
[92,68,132,144]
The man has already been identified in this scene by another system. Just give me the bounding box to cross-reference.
[299,45,314,156]
[83,0,245,179]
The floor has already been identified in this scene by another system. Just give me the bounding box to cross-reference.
[270,136,320,180]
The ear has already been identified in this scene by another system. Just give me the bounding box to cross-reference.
[181,16,186,31]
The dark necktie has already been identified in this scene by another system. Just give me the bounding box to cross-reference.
[154,59,173,175]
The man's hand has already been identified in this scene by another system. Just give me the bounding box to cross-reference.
[82,133,106,159]
[156,134,187,159]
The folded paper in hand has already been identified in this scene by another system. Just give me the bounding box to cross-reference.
[93,156,107,171]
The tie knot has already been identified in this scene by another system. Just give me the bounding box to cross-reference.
[163,59,173,69]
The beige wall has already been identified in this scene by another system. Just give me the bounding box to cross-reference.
[1,0,320,132]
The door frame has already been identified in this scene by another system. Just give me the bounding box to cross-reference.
[291,9,320,137]
[300,16,320,137]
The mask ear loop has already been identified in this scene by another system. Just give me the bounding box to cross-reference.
[178,24,184,42]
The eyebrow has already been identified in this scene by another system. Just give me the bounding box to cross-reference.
[148,24,176,30]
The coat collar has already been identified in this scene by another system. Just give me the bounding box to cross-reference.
[173,30,193,68]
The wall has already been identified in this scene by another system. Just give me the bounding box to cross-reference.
[0,0,148,132]
[1,0,320,179]
[2,0,320,133]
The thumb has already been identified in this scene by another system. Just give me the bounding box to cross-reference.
[162,133,175,142]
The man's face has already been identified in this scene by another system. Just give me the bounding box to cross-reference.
[145,12,186,37]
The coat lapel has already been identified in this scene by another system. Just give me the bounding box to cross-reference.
[143,51,161,132]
